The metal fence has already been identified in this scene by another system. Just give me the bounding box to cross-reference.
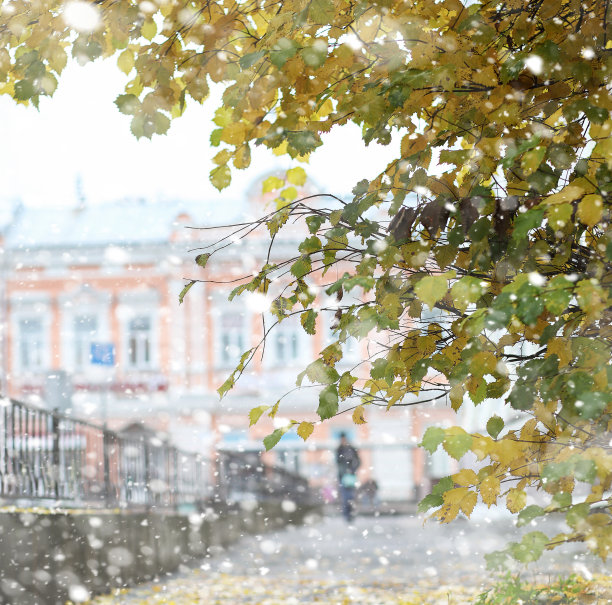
[0,398,313,509]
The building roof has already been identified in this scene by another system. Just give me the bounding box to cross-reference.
[4,198,247,249]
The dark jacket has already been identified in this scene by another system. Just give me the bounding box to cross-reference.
[336,443,360,480]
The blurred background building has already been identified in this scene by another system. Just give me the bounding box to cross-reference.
[0,192,495,503]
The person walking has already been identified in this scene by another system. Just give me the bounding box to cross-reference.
[336,432,360,523]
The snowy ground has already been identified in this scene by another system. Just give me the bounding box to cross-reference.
[90,512,609,604]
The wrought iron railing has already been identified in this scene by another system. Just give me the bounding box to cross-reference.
[0,397,313,509]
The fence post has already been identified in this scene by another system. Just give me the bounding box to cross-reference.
[51,408,60,498]
[143,440,151,509]
[103,428,113,507]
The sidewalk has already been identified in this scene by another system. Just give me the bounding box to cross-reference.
[89,512,609,604]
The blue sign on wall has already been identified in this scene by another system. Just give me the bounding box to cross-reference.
[90,343,115,366]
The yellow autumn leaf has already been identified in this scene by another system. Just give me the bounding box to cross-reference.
[286,166,307,186]
[297,421,314,441]
[506,487,527,513]
[489,437,523,467]
[117,49,134,75]
[577,194,604,227]
[262,175,285,193]
[471,435,493,461]
[435,487,478,523]
[452,468,478,486]
[480,475,500,508]
[521,146,546,176]
[546,338,572,368]
[401,133,429,157]
[221,122,248,146]
[352,405,366,424]
[141,19,157,41]
[543,184,585,205]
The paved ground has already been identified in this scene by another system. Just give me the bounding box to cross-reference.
[91,510,609,604]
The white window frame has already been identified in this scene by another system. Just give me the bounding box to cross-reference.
[11,295,51,374]
[73,314,99,370]
[217,309,249,369]
[17,316,45,372]
[118,290,160,372]
[60,289,111,374]
[126,315,154,370]
[267,314,307,367]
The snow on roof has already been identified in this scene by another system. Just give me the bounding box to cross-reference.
[4,198,246,249]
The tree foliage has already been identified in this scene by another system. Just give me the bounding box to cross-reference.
[3,0,611,566]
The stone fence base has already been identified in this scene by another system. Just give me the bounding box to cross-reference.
[0,501,318,604]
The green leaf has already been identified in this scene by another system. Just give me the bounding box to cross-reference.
[300,309,317,335]
[443,430,472,460]
[317,384,338,420]
[338,372,357,399]
[370,358,389,380]
[552,492,572,509]
[510,531,548,563]
[309,0,335,22]
[451,276,487,312]
[269,38,298,68]
[249,405,269,427]
[195,253,211,268]
[572,457,596,483]
[291,255,311,279]
[542,460,572,483]
[210,165,231,191]
[566,503,589,528]
[420,426,445,454]
[151,111,170,135]
[486,415,504,439]
[417,493,444,513]
[508,382,536,411]
[179,280,196,304]
[517,505,545,527]
[14,79,35,100]
[306,215,325,234]
[352,180,369,196]
[115,94,141,115]
[239,51,265,69]
[298,236,322,254]
[287,130,322,155]
[432,476,453,495]
[543,287,571,315]
[511,207,545,242]
[575,391,607,420]
[264,427,289,451]
[210,128,223,146]
[305,358,339,384]
[300,40,328,68]
[414,274,451,309]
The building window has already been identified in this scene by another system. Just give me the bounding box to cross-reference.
[274,321,300,364]
[220,312,245,367]
[19,318,44,371]
[127,316,152,369]
[74,314,98,370]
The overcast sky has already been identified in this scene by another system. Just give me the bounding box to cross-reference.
[0,59,399,210]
